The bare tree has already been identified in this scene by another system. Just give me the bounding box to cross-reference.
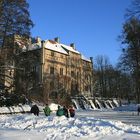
[94,55,111,97]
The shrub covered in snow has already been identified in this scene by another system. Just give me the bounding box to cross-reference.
[0,92,28,107]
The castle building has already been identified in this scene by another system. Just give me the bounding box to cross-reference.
[0,36,93,104]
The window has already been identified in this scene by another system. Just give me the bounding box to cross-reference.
[71,71,75,77]
[50,67,54,74]
[51,51,54,56]
[33,66,36,72]
[85,86,88,91]
[31,65,36,72]
[77,72,79,78]
[60,68,63,75]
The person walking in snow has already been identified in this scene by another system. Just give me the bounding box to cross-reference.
[137,105,140,116]
[68,105,75,117]
[56,105,64,116]
[30,104,39,116]
[43,104,51,116]
[63,106,69,118]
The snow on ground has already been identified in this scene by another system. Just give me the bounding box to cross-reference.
[0,112,140,140]
[0,103,59,114]
[0,104,31,114]
[0,104,140,140]
[114,104,138,111]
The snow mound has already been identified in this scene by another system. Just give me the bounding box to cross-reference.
[49,103,59,112]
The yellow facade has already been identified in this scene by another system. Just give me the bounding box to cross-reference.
[1,36,93,103]
[37,38,93,102]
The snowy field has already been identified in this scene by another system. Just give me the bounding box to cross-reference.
[0,106,140,140]
[77,110,140,126]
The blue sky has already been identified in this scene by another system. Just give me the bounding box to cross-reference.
[28,0,131,64]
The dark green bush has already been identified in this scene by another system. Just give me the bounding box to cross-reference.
[0,92,28,107]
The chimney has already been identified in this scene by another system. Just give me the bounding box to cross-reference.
[36,37,42,46]
[90,57,93,67]
[54,37,60,43]
[36,37,41,43]
[90,57,93,62]
[41,40,45,65]
[41,40,45,48]
[70,43,75,50]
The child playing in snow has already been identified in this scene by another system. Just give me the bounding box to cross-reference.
[43,104,51,116]
[56,106,65,116]
[137,105,140,115]
[68,105,75,117]
[30,104,39,116]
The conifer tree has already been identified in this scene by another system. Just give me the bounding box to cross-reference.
[119,18,140,103]
[126,0,140,19]
[0,0,33,47]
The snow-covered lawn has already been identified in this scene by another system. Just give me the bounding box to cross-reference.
[0,112,140,140]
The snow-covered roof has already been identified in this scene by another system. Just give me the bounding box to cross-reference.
[81,54,91,62]
[44,40,68,55]
[24,38,91,63]
[60,43,80,54]
[28,43,41,51]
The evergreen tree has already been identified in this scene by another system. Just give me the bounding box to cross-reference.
[0,0,33,48]
[126,0,140,19]
[119,18,140,103]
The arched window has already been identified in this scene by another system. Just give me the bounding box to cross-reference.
[50,67,54,74]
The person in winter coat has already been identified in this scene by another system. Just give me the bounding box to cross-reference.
[63,106,69,118]
[69,105,75,117]
[43,104,51,116]
[56,105,64,116]
[137,105,140,115]
[30,104,39,116]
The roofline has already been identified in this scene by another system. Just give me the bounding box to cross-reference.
[81,58,91,63]
[44,47,69,55]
